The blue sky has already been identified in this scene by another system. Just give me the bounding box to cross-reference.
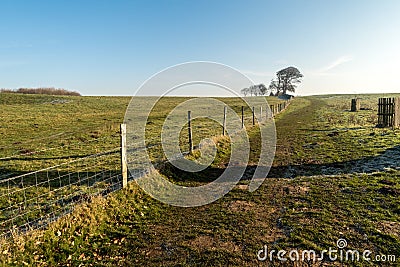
[0,0,399,96]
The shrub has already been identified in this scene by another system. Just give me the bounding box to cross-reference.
[0,87,81,96]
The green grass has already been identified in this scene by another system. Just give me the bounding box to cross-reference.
[1,93,400,266]
[0,93,283,240]
[0,94,283,170]
[0,94,127,171]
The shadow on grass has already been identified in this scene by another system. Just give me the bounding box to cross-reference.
[0,143,398,238]
[271,144,400,178]
[158,145,400,184]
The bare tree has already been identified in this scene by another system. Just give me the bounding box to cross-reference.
[249,85,258,96]
[240,84,269,96]
[241,87,250,96]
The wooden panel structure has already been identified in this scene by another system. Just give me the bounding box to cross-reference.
[378,97,400,128]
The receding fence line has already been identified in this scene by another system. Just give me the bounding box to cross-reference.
[194,100,292,148]
[378,97,400,128]
[1,99,292,238]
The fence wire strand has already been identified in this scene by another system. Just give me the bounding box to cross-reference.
[0,146,135,238]
[0,100,290,238]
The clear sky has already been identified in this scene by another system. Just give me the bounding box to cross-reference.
[0,0,399,96]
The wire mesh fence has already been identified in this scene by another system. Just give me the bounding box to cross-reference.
[0,99,291,238]
[0,146,151,238]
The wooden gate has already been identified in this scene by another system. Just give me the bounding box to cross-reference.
[378,97,400,128]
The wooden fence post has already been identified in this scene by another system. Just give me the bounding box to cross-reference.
[120,123,128,188]
[188,111,193,153]
[241,106,244,129]
[378,98,382,126]
[252,106,255,125]
[351,98,361,112]
[222,106,227,135]
[394,97,400,128]
[260,106,263,121]
[389,98,392,126]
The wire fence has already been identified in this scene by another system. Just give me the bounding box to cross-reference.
[0,145,151,238]
[0,134,113,161]
[0,99,291,238]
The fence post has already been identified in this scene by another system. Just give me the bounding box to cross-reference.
[351,99,356,112]
[390,98,394,127]
[394,97,400,129]
[380,98,383,126]
[222,106,227,135]
[120,123,128,188]
[351,98,361,112]
[252,106,255,125]
[241,106,244,129]
[188,111,193,153]
[260,106,263,121]
[383,98,387,127]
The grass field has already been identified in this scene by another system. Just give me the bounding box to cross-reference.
[0,93,283,239]
[0,93,400,266]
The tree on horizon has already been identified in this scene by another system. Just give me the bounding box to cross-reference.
[269,66,303,95]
